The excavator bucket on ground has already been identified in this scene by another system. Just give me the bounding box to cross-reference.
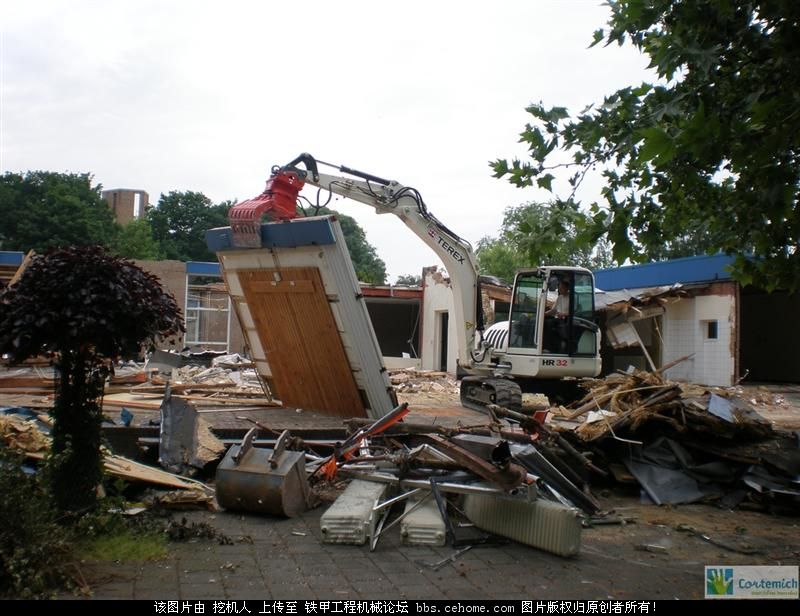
[216,428,314,517]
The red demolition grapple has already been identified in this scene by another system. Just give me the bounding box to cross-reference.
[228,171,304,248]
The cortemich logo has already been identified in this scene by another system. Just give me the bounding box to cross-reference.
[706,568,733,596]
[705,565,799,599]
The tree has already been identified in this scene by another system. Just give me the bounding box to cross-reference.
[476,201,615,282]
[476,237,526,284]
[493,1,800,292]
[299,206,387,285]
[148,191,231,262]
[0,247,183,511]
[395,274,422,286]
[112,218,161,260]
[0,171,116,252]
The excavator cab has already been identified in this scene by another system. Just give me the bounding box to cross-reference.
[508,267,598,358]
[463,266,601,412]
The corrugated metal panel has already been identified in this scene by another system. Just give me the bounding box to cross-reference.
[320,480,388,545]
[463,494,582,557]
[595,254,736,291]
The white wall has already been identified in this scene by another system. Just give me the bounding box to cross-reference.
[420,269,459,374]
[662,292,736,386]
[384,356,422,370]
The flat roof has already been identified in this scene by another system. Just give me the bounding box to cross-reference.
[595,254,736,291]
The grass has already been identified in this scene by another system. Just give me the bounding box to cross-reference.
[77,529,167,561]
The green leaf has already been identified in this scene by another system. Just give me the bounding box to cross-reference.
[536,174,555,192]
[638,127,673,163]
[490,159,509,178]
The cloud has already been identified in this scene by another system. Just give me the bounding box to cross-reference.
[2,0,653,279]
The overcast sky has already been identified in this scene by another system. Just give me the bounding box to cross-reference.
[1,1,653,281]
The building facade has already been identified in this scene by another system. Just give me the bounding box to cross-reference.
[595,254,799,386]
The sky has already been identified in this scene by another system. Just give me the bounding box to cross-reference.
[1,1,654,282]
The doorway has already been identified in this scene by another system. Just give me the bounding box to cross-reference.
[438,311,449,372]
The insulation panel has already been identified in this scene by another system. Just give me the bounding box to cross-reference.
[320,480,389,545]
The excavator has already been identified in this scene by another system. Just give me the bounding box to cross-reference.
[227,153,601,413]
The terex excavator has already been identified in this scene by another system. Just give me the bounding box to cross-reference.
[228,153,602,413]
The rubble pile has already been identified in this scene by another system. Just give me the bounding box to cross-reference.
[293,402,600,558]
[389,369,459,403]
[0,411,49,453]
[558,369,800,509]
[0,408,215,505]
[2,357,797,564]
[0,357,276,415]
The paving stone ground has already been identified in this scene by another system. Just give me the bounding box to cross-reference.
[72,496,800,601]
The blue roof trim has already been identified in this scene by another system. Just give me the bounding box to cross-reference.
[186,261,221,276]
[594,254,736,291]
[205,217,338,253]
[0,252,25,266]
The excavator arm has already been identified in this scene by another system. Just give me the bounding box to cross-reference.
[227,153,485,371]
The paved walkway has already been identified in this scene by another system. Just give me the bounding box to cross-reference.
[75,497,800,601]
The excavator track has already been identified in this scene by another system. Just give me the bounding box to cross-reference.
[459,376,522,415]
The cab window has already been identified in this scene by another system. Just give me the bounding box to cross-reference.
[509,272,544,348]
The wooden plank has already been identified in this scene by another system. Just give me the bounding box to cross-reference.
[103,455,212,492]
[173,394,280,407]
[239,267,367,418]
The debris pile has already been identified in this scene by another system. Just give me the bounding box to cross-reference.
[0,410,49,453]
[0,408,215,508]
[295,402,596,558]
[558,369,800,509]
[389,369,459,403]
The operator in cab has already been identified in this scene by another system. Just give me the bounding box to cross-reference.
[544,278,570,352]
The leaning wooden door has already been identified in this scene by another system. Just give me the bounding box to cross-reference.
[238,267,366,418]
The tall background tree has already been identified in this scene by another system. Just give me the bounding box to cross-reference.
[0,171,116,251]
[493,0,800,292]
[112,218,162,260]
[147,191,231,262]
[477,201,615,283]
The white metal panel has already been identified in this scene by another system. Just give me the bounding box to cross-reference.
[219,252,261,270]
[255,361,272,378]
[248,331,266,359]
[225,272,243,296]
[238,303,255,329]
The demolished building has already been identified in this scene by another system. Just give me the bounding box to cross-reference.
[594,254,800,386]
